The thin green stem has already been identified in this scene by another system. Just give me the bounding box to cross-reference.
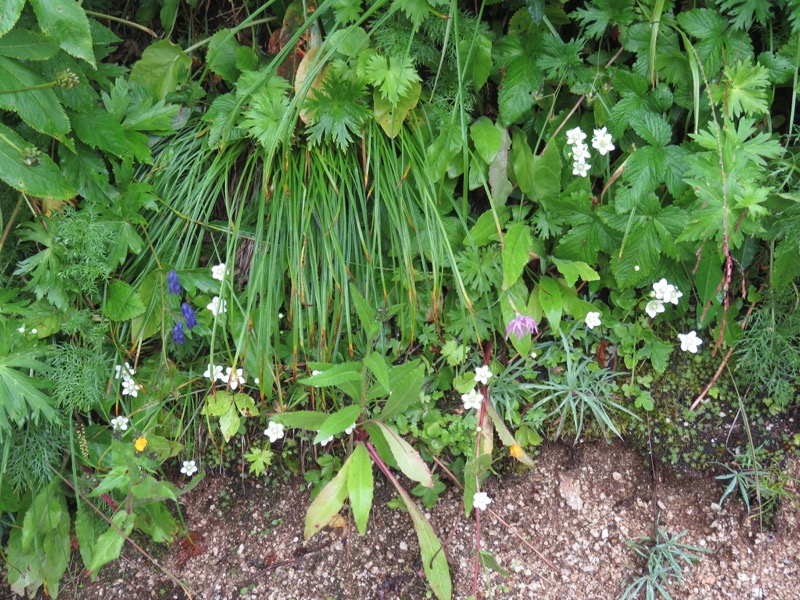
[84,10,157,37]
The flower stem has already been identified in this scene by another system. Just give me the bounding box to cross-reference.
[84,10,157,37]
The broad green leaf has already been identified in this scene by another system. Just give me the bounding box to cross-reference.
[75,503,102,569]
[373,81,421,138]
[347,443,373,536]
[364,54,420,106]
[30,0,95,66]
[695,252,723,308]
[377,360,425,421]
[103,281,145,322]
[496,36,541,125]
[299,362,363,387]
[131,475,181,504]
[0,123,76,200]
[366,421,433,487]
[88,510,134,579]
[134,502,179,543]
[314,404,362,443]
[552,257,600,287]
[219,404,241,442]
[0,0,25,37]
[272,410,328,431]
[512,134,562,202]
[304,460,350,539]
[327,27,370,58]
[465,206,511,246]
[458,33,492,91]
[129,40,191,101]
[207,29,243,82]
[233,393,259,417]
[202,391,235,419]
[70,108,132,158]
[538,276,563,333]
[470,117,501,164]
[611,224,660,287]
[363,352,390,393]
[0,29,59,60]
[630,112,672,147]
[488,127,512,205]
[502,223,532,289]
[349,283,379,339]
[0,56,71,140]
[89,466,129,497]
[384,466,452,600]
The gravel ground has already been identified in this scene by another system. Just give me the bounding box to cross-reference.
[10,442,800,599]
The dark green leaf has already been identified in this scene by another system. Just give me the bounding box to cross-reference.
[30,0,94,66]
[314,405,362,443]
[0,0,25,37]
[103,281,145,322]
[0,29,59,60]
[129,40,191,100]
[538,276,563,333]
[0,123,76,200]
[377,360,424,421]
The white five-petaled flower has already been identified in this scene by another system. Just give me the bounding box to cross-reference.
[180,460,198,476]
[645,299,665,319]
[572,142,591,162]
[223,367,245,390]
[211,263,226,281]
[652,278,683,305]
[319,435,334,447]
[662,286,683,305]
[110,416,129,431]
[591,127,615,156]
[206,296,227,316]
[461,388,484,411]
[203,364,224,381]
[572,160,590,177]
[114,362,135,380]
[584,311,602,329]
[473,491,492,511]
[121,378,139,397]
[678,331,703,354]
[264,421,285,443]
[566,127,587,145]
[474,365,493,385]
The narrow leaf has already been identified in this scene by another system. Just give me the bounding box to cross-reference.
[304,460,349,539]
[502,223,532,289]
[313,405,362,443]
[538,276,563,333]
[366,421,433,487]
[377,360,424,422]
[347,443,373,536]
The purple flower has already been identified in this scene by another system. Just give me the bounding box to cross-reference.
[167,270,181,295]
[505,313,539,341]
[172,321,185,345]
[181,302,197,329]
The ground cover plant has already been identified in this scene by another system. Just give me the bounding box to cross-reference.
[1,0,799,598]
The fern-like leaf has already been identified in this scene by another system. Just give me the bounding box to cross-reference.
[304,76,371,149]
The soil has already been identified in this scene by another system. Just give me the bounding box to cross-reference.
[17,441,800,600]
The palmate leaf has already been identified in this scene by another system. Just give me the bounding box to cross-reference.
[572,0,637,40]
[364,54,421,106]
[240,76,292,153]
[718,0,772,30]
[305,76,372,149]
[712,59,771,118]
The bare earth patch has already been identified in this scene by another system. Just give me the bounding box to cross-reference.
[19,442,800,599]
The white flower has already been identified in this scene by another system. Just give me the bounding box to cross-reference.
[110,416,129,431]
[17,325,25,333]
[662,286,683,305]
[461,388,483,411]
[634,265,640,271]
[531,351,538,359]
[645,299,665,319]
[678,331,703,353]
[180,460,198,476]
[572,141,591,162]
[223,367,245,390]
[254,377,260,385]
[566,127,587,145]
[344,423,356,435]
[121,378,139,397]
[114,362,135,380]
[572,160,590,177]
[652,278,671,300]
[474,365,493,385]
[203,364,224,381]
[319,435,334,447]
[30,328,37,334]
[211,263,226,281]
[264,421,285,443]
[584,311,602,329]
[591,127,615,155]
[206,296,227,316]
[473,491,492,511]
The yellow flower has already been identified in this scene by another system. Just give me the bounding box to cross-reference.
[509,444,523,458]
[134,437,148,452]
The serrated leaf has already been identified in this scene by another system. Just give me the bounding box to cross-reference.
[30,0,94,66]
[103,281,145,321]
[366,421,432,487]
[314,405,362,443]
[373,80,420,138]
[129,40,191,100]
[538,276,562,333]
[365,54,421,106]
[630,112,672,147]
[496,36,541,125]
[470,117,501,164]
[0,123,76,200]
[502,223,532,289]
[0,0,25,37]
[712,59,771,118]
[304,459,349,539]
[75,503,102,569]
[611,224,660,287]
[0,56,71,140]
[0,29,60,60]
[552,257,599,287]
[347,443,373,536]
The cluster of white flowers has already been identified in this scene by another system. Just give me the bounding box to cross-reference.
[646,278,683,318]
[114,362,139,397]
[566,126,615,178]
[203,363,247,390]
[473,491,492,511]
